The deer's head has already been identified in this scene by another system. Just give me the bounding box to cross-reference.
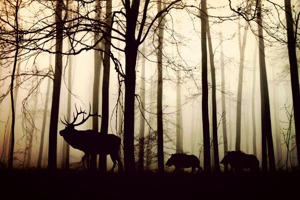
[60,104,100,137]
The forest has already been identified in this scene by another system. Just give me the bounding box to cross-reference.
[0,0,300,199]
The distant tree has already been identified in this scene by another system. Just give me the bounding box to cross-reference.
[220,30,228,172]
[235,17,249,151]
[252,47,257,156]
[176,70,183,154]
[138,44,146,172]
[37,76,51,169]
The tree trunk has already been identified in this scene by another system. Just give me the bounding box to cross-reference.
[284,0,300,167]
[257,0,276,172]
[252,47,257,156]
[200,0,211,173]
[235,19,248,151]
[123,6,139,172]
[176,70,183,153]
[220,30,228,172]
[48,0,64,170]
[138,44,146,172]
[99,0,112,174]
[8,1,20,170]
[157,0,165,174]
[37,77,51,168]
[207,19,220,172]
[61,53,72,170]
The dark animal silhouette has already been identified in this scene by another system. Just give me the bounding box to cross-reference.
[220,151,259,172]
[166,153,202,173]
[60,105,123,172]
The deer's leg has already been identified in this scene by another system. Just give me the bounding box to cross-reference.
[81,154,87,169]
[82,153,90,170]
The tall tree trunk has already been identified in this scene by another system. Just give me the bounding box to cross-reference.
[25,88,38,168]
[37,77,51,168]
[252,47,257,156]
[207,19,220,172]
[200,0,211,173]
[8,0,20,170]
[284,0,300,167]
[123,4,139,172]
[98,0,112,173]
[48,0,64,170]
[90,0,103,171]
[138,44,146,172]
[157,0,165,174]
[220,30,228,172]
[257,0,276,172]
[61,54,72,170]
[176,70,183,153]
[235,18,248,151]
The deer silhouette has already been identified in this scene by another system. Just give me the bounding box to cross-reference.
[60,105,123,172]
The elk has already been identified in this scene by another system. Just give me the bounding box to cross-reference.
[59,105,123,172]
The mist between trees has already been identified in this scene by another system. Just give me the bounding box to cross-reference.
[0,0,299,174]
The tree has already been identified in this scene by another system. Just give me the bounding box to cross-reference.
[257,0,276,172]
[235,18,249,151]
[121,0,181,173]
[176,70,183,153]
[98,0,113,173]
[200,0,211,173]
[138,44,146,172]
[156,0,166,174]
[284,0,300,168]
[8,0,21,170]
[220,30,228,172]
[48,0,64,170]
[207,17,220,172]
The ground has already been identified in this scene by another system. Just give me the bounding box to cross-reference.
[0,169,299,199]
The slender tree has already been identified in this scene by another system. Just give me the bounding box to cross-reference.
[207,18,220,172]
[156,0,166,174]
[91,0,103,171]
[37,76,51,168]
[220,30,228,172]
[200,0,211,173]
[176,70,183,153]
[252,47,257,156]
[98,0,113,173]
[284,0,300,167]
[122,0,181,173]
[138,44,146,172]
[48,0,64,170]
[235,18,248,151]
[8,0,20,170]
[257,0,276,172]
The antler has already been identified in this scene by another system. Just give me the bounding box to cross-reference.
[61,104,101,126]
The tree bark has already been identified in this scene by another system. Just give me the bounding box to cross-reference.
[48,0,64,170]
[284,0,300,167]
[257,0,276,172]
[235,19,248,151]
[207,19,220,172]
[200,0,211,173]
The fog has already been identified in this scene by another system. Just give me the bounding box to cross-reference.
[0,0,298,172]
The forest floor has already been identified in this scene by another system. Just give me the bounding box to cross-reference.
[0,169,299,200]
